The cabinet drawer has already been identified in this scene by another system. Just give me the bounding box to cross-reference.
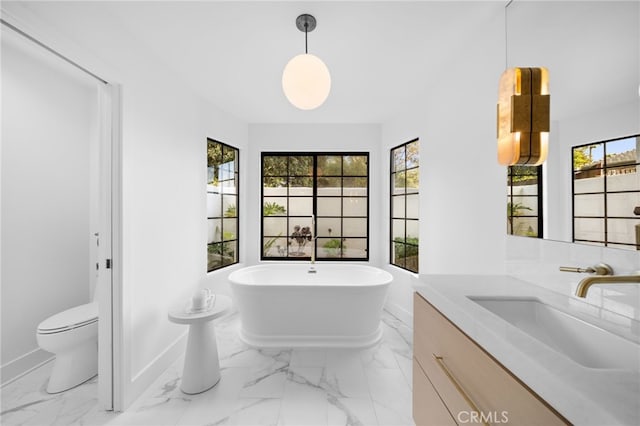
[413,292,568,425]
[413,357,456,426]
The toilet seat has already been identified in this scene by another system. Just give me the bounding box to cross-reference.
[37,302,98,335]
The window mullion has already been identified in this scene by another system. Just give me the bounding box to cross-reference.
[313,155,318,260]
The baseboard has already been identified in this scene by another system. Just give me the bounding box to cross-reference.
[384,301,413,326]
[124,330,187,410]
[1,348,54,387]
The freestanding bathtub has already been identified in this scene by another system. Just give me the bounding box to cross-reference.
[228,264,392,348]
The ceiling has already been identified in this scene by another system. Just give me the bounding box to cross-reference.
[7,1,505,123]
[4,1,639,124]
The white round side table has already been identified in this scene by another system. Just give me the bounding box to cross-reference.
[168,294,231,394]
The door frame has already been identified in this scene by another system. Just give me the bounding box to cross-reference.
[97,83,123,411]
[0,10,124,411]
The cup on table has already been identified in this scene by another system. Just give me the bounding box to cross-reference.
[192,288,213,311]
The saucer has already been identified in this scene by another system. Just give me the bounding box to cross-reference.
[186,305,209,314]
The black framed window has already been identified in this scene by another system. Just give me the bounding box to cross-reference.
[572,135,639,250]
[207,139,239,272]
[391,139,419,273]
[507,166,543,238]
[261,153,369,260]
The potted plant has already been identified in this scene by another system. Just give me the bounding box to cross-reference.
[290,225,312,256]
[322,238,346,257]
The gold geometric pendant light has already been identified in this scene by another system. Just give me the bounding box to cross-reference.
[497,67,550,166]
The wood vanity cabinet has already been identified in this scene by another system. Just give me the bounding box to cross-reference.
[412,292,569,426]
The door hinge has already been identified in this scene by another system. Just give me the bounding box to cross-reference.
[106,259,112,269]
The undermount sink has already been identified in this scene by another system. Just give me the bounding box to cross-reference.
[468,296,640,371]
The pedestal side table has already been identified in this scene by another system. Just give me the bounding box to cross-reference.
[168,294,231,394]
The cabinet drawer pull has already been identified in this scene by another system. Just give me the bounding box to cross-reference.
[433,354,488,426]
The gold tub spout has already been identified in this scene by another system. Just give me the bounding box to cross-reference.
[575,274,640,298]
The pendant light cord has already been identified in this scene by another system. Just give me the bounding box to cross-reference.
[505,0,513,69]
[305,22,309,54]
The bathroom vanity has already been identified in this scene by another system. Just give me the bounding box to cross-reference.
[412,275,640,425]
[413,292,566,425]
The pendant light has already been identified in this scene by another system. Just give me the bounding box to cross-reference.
[282,14,331,110]
[497,2,550,166]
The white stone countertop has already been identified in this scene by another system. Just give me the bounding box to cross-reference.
[413,274,640,426]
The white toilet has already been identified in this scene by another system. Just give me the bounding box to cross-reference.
[36,302,98,393]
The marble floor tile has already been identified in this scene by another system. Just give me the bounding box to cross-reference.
[278,396,328,426]
[284,367,325,400]
[225,398,281,426]
[178,367,254,421]
[0,365,116,426]
[360,343,400,370]
[1,361,54,409]
[238,369,287,399]
[393,352,413,391]
[235,349,290,399]
[2,309,415,426]
[366,369,413,426]
[280,368,328,426]
[113,368,194,426]
[327,397,378,426]
[322,360,369,399]
[371,399,414,426]
[108,396,191,426]
[290,349,326,368]
[380,323,412,362]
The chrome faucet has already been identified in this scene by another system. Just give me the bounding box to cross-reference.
[575,273,640,298]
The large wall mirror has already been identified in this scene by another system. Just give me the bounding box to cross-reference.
[505,1,640,250]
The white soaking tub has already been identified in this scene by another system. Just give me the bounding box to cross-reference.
[228,263,392,348]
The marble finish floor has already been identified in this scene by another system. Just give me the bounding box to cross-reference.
[1,310,414,426]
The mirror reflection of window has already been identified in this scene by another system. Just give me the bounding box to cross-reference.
[572,135,640,250]
[507,166,543,238]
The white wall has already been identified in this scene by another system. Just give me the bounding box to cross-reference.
[119,65,248,409]
[381,7,506,319]
[1,37,96,384]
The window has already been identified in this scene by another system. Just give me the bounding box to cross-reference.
[572,135,639,250]
[391,139,419,272]
[261,153,369,260]
[507,166,543,238]
[207,139,239,272]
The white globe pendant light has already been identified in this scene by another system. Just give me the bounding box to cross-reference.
[282,14,331,110]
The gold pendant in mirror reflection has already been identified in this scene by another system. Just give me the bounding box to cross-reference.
[497,67,550,166]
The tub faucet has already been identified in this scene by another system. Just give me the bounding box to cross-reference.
[575,273,640,298]
[309,214,317,274]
